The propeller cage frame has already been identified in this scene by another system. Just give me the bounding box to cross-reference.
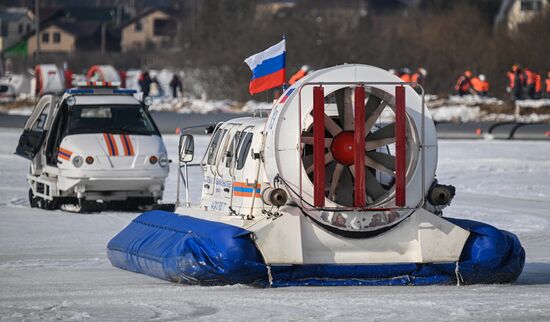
[297,81,427,213]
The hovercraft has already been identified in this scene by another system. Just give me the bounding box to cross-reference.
[107,64,524,287]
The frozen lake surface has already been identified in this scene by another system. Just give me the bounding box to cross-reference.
[0,129,549,321]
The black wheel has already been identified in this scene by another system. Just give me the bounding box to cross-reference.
[28,189,36,208]
[43,198,60,210]
[35,197,45,209]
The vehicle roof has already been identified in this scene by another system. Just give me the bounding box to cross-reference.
[70,95,141,106]
[218,117,267,134]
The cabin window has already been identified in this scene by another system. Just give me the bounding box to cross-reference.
[18,23,24,34]
[31,103,50,131]
[135,21,143,31]
[53,32,61,43]
[66,105,158,135]
[42,32,49,43]
[225,131,242,168]
[236,132,253,170]
[207,129,226,165]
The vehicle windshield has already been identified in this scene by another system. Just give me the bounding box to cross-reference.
[67,105,159,135]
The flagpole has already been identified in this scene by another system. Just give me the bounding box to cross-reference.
[282,35,287,92]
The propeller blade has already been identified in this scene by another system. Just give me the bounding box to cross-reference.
[366,137,396,151]
[365,170,387,200]
[306,152,333,174]
[302,154,313,168]
[335,88,355,131]
[364,98,386,133]
[349,166,388,200]
[329,163,345,199]
[301,135,332,147]
[324,114,343,136]
[365,156,395,176]
[366,151,396,172]
[369,123,396,140]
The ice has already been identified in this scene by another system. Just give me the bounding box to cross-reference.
[0,129,549,321]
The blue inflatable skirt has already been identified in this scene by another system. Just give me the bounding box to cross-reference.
[107,211,525,287]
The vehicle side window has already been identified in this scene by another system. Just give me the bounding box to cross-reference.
[207,129,226,165]
[226,131,242,168]
[31,103,49,131]
[236,133,253,170]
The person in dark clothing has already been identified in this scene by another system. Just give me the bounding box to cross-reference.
[506,65,525,101]
[169,74,183,98]
[138,71,152,97]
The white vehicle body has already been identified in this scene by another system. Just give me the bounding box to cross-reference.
[16,84,169,210]
[175,64,467,266]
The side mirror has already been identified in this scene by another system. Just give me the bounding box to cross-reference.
[179,134,194,163]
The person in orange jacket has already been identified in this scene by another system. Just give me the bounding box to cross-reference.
[471,74,489,96]
[455,70,473,96]
[289,65,311,85]
[507,65,525,100]
[524,68,536,99]
[399,68,411,82]
[546,71,550,98]
[534,72,542,99]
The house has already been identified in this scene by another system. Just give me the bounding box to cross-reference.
[495,0,549,31]
[27,21,117,55]
[26,7,126,55]
[120,8,177,52]
[0,8,34,52]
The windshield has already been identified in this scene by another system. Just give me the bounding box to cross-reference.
[67,105,159,135]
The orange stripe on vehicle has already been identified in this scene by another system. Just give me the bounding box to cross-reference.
[109,134,118,156]
[126,135,134,156]
[120,134,134,156]
[57,152,71,161]
[103,133,113,155]
[58,147,73,156]
[120,135,129,156]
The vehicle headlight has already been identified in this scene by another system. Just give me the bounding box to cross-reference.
[66,96,76,107]
[159,154,168,168]
[72,156,84,168]
[143,96,153,106]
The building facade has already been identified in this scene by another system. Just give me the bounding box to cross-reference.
[0,8,34,52]
[120,9,176,52]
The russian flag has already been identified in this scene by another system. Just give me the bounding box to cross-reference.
[244,39,286,95]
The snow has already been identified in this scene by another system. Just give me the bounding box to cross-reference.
[430,105,550,123]
[0,128,549,321]
[516,99,550,109]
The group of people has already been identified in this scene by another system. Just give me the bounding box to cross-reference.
[455,71,490,97]
[388,67,427,93]
[138,70,183,98]
[455,65,550,100]
[506,65,549,100]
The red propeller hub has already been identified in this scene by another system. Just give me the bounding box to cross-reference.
[330,131,355,165]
